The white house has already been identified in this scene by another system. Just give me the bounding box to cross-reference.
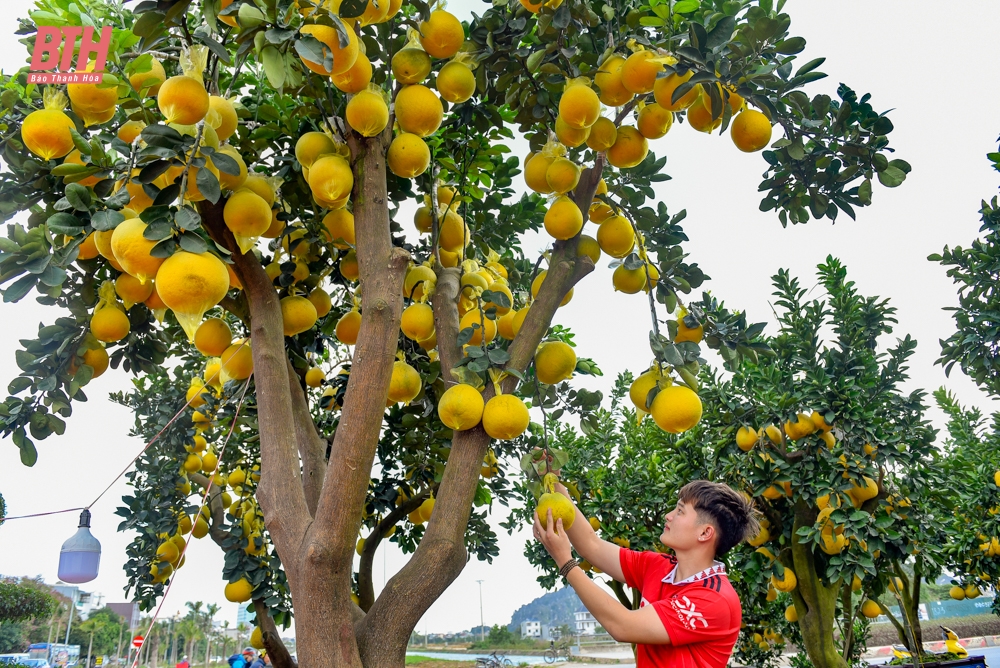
[520,620,541,638]
[574,610,597,635]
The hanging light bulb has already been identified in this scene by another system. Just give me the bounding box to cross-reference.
[58,509,101,584]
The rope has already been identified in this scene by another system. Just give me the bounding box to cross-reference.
[131,375,253,667]
[0,340,251,523]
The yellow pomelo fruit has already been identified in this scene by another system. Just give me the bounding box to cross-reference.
[295,131,337,169]
[216,145,248,191]
[413,206,434,234]
[359,0,389,26]
[949,585,966,600]
[511,306,531,338]
[299,24,359,76]
[594,54,633,107]
[545,158,581,194]
[589,517,601,531]
[182,453,203,473]
[860,600,881,619]
[497,310,518,341]
[736,426,757,452]
[404,265,436,301]
[675,315,703,343]
[77,232,100,261]
[747,527,770,547]
[686,92,722,133]
[596,215,635,258]
[558,83,600,129]
[419,10,465,59]
[607,126,648,169]
[117,119,145,144]
[332,50,373,94]
[336,309,362,344]
[346,89,390,137]
[322,208,355,249]
[637,103,673,139]
[391,48,432,85]
[543,196,584,240]
[387,360,422,405]
[129,57,166,97]
[115,272,154,308]
[536,492,575,530]
[436,61,476,103]
[524,152,554,194]
[459,309,497,345]
[186,378,208,408]
[111,219,164,284]
[201,450,218,472]
[439,209,470,252]
[576,234,601,264]
[68,69,117,116]
[586,117,617,152]
[401,303,435,341]
[731,109,773,153]
[620,50,662,94]
[771,568,797,593]
[156,539,180,564]
[487,281,513,314]
[555,116,591,148]
[224,188,272,238]
[784,604,798,623]
[385,0,403,20]
[418,497,436,523]
[157,75,210,125]
[246,177,275,208]
[307,288,332,318]
[63,149,101,187]
[629,368,660,412]
[156,250,231,341]
[534,341,576,385]
[388,132,430,178]
[438,383,485,431]
[308,155,354,208]
[221,340,253,380]
[612,264,647,294]
[531,270,573,306]
[281,295,318,336]
[438,185,458,208]
[395,85,443,137]
[22,107,76,160]
[208,95,238,141]
[650,385,702,433]
[81,345,110,378]
[340,249,359,281]
[483,394,530,440]
[653,71,698,111]
[249,627,264,650]
[224,578,253,602]
[304,367,325,388]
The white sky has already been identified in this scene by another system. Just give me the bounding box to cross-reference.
[1,0,1000,638]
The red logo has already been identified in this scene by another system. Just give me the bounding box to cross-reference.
[28,26,112,84]
[132,635,144,648]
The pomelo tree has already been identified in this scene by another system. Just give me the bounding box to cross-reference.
[702,259,937,668]
[0,0,907,664]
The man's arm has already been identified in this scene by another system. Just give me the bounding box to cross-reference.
[564,568,671,645]
[535,510,671,645]
[551,483,625,582]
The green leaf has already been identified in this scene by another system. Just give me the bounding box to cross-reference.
[3,275,36,303]
[196,168,221,203]
[178,232,209,254]
[176,207,202,231]
[338,0,367,19]
[46,213,84,236]
[64,183,92,211]
[19,439,37,467]
[877,165,906,188]
[673,0,699,12]
[8,377,31,394]
[261,46,286,90]
[858,178,872,205]
[775,36,806,54]
[91,209,126,231]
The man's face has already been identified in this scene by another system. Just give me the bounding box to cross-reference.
[660,498,715,551]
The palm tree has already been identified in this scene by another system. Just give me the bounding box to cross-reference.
[219,621,231,662]
[78,616,107,668]
[202,604,219,667]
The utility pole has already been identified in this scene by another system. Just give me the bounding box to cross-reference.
[65,588,78,644]
[476,580,485,642]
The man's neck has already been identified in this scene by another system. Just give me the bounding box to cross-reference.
[671,550,719,583]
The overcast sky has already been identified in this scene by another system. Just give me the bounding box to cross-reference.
[1,0,1000,639]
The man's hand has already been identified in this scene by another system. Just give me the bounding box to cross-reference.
[534,508,573,566]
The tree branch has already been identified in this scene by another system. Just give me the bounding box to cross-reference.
[357,489,433,612]
[252,599,296,668]
[286,359,326,516]
[199,199,312,574]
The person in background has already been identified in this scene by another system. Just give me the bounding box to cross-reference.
[249,651,270,668]
[175,656,189,668]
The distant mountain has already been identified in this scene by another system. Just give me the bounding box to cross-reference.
[507,587,583,631]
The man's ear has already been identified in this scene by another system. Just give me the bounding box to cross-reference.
[698,522,716,545]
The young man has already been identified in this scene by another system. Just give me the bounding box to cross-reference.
[534,480,759,667]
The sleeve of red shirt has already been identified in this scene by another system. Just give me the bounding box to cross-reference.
[651,587,734,646]
[618,547,661,589]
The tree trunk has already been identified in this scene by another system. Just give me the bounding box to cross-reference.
[87,630,93,668]
[790,501,848,668]
[150,632,160,668]
[252,600,296,668]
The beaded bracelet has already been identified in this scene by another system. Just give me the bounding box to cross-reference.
[558,558,579,578]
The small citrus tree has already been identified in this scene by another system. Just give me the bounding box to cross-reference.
[0,0,907,664]
[702,259,936,668]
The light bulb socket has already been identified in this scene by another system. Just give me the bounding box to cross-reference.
[78,509,92,528]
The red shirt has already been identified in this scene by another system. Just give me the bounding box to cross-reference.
[619,548,741,668]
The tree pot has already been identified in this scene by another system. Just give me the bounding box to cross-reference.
[874,656,987,668]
